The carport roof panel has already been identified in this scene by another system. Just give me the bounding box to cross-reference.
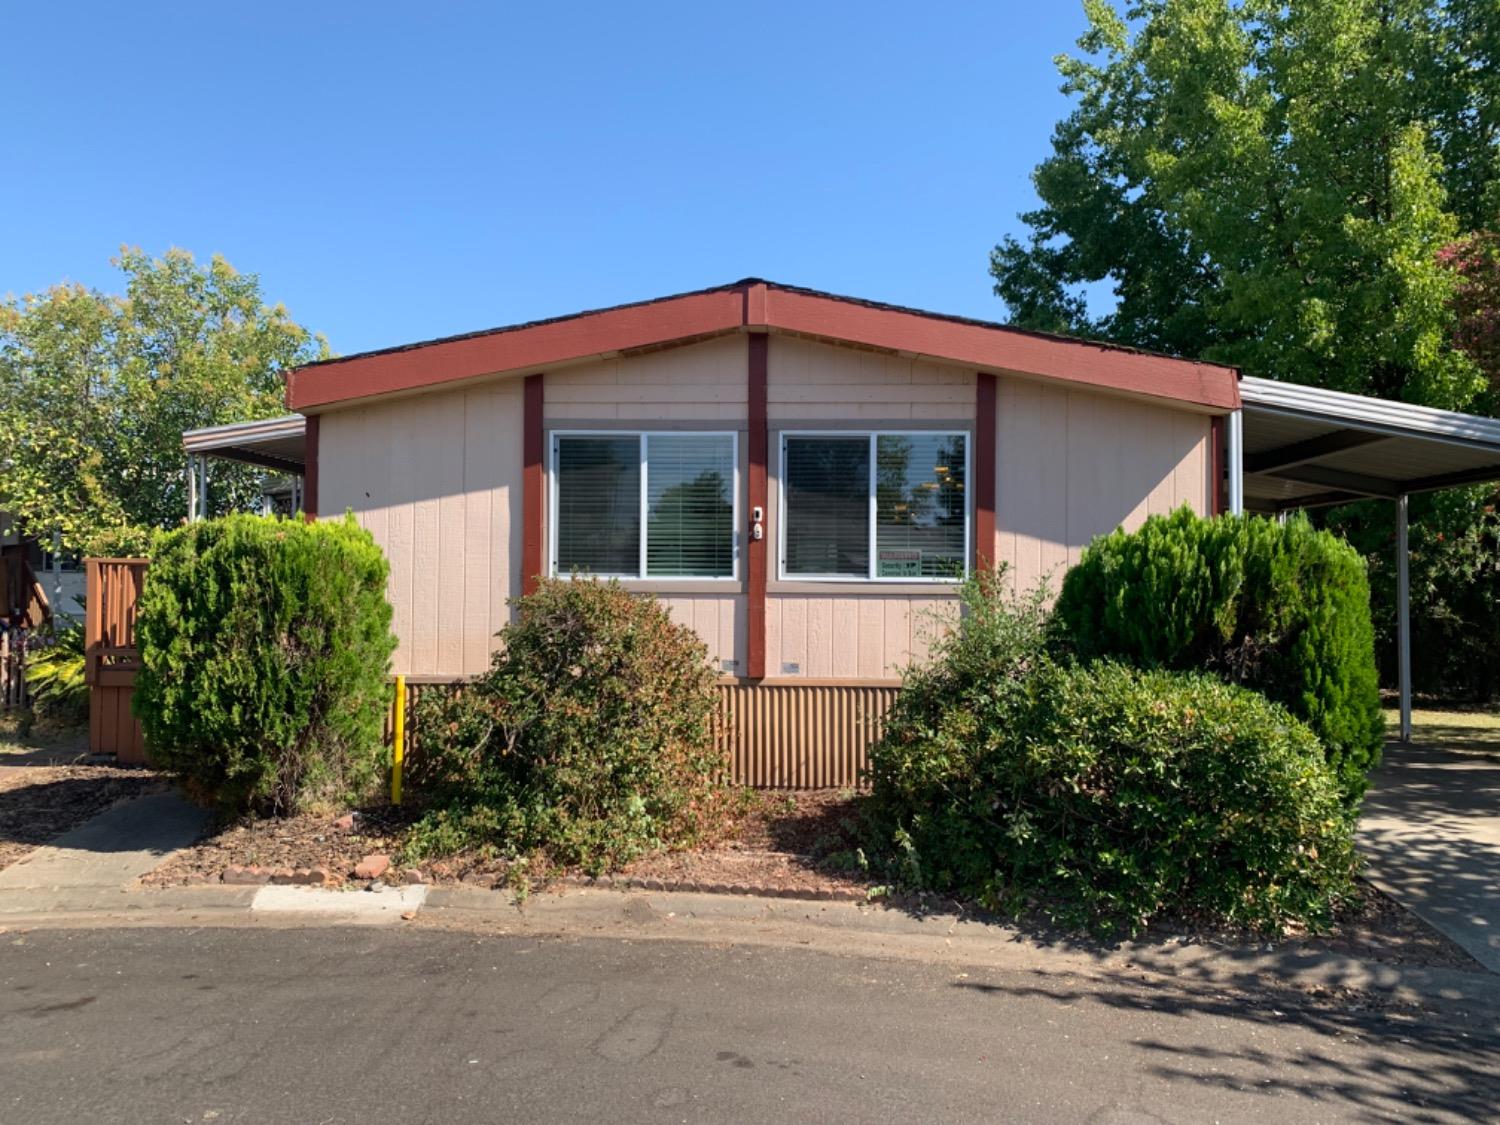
[182,415,306,472]
[1240,377,1500,504]
[1240,377,1500,453]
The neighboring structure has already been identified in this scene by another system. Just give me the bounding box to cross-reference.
[179,279,1500,780]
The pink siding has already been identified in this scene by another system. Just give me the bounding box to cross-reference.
[994,377,1211,596]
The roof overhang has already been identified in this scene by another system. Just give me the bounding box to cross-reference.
[182,415,306,474]
[1240,377,1500,510]
[285,280,1241,414]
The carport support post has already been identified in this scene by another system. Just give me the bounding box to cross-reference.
[186,456,198,522]
[1397,492,1412,743]
[1226,409,1245,515]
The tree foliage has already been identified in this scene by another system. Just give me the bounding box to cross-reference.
[992,0,1491,410]
[1442,230,1500,398]
[0,248,328,551]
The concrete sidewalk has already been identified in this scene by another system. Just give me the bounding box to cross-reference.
[0,789,208,911]
[1359,741,1500,974]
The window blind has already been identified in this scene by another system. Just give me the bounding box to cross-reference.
[646,434,735,577]
[783,435,871,578]
[554,435,640,575]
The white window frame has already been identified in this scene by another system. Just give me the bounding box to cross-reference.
[548,430,740,582]
[777,429,971,584]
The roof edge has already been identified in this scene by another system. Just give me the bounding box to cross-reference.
[288,280,1240,413]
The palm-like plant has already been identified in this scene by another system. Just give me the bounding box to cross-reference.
[27,624,87,725]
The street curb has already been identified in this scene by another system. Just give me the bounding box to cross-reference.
[419,886,1500,1012]
[4,881,1496,1011]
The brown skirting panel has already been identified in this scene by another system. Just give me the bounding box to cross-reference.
[389,679,899,791]
[718,681,897,789]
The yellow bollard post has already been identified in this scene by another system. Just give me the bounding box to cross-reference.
[391,674,405,805]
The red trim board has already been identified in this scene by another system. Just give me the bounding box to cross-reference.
[974,372,997,566]
[746,333,769,680]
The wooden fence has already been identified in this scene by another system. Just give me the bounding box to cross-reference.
[84,558,150,762]
[0,627,27,712]
[386,678,894,791]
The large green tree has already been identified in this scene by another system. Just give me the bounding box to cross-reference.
[0,248,328,550]
[992,0,1491,410]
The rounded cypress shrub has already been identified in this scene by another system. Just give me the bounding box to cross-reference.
[1053,509,1385,802]
[134,514,397,813]
[404,577,731,873]
[867,582,1357,937]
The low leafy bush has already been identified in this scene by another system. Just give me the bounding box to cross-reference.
[25,624,88,726]
[134,514,396,813]
[404,577,731,873]
[866,573,1357,937]
[1053,508,1385,802]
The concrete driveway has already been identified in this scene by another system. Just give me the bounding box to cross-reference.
[1359,740,1500,973]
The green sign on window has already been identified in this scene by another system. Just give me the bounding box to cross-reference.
[877,549,921,578]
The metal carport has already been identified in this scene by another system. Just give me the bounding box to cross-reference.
[1225,377,1500,742]
[181,415,307,520]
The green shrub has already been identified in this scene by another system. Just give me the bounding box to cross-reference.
[26,624,87,726]
[1053,508,1385,802]
[866,577,1357,936]
[404,577,730,873]
[134,514,396,813]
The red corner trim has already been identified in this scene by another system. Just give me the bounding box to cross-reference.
[522,374,545,594]
[974,372,997,567]
[746,334,769,680]
[302,414,320,522]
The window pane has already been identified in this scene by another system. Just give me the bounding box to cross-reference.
[646,435,735,577]
[875,433,966,578]
[784,436,870,577]
[555,435,640,575]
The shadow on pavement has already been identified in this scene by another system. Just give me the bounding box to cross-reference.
[956,968,1500,1121]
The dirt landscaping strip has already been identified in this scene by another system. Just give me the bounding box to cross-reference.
[138,787,1483,975]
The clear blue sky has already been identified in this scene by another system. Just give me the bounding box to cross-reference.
[4,2,1091,357]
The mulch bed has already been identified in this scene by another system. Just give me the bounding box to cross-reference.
[0,758,162,871]
[616,790,871,899]
[141,788,1482,972]
[142,805,428,888]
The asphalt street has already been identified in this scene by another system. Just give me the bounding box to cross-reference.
[1,925,1496,1123]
